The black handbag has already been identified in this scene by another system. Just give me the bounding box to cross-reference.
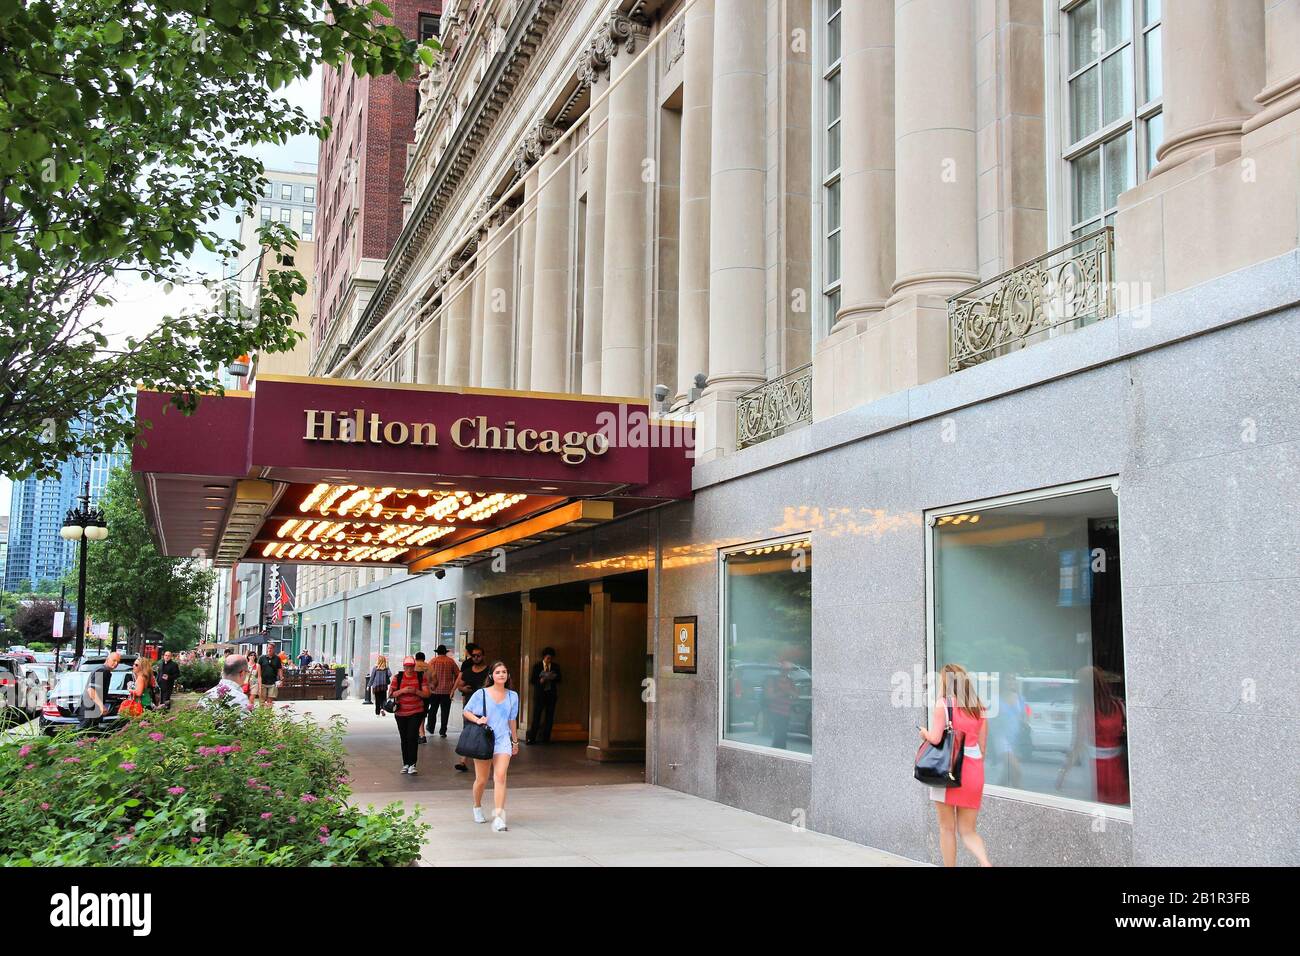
[455,689,495,760]
[914,701,966,787]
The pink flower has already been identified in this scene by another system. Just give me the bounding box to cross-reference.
[40,802,50,810]
[148,732,164,742]
[192,732,205,738]
[257,762,272,768]
[261,812,273,819]
[246,777,259,788]
[191,837,200,844]
[275,790,285,798]
[24,763,35,770]
[288,815,297,823]
[119,763,136,772]
[18,745,31,757]
[319,826,329,834]
[255,748,271,755]
[62,757,80,764]
[300,793,318,803]
[274,744,285,750]
[216,745,235,755]
[167,786,185,796]
[319,836,329,845]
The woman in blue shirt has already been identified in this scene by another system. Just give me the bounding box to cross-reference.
[463,661,520,831]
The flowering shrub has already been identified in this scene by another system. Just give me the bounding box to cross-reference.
[0,704,425,866]
[177,660,222,692]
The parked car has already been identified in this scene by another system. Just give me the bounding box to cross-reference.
[1020,677,1078,755]
[20,663,53,718]
[39,655,137,736]
[0,657,27,725]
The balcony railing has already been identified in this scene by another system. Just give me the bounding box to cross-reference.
[948,227,1115,373]
[736,363,813,450]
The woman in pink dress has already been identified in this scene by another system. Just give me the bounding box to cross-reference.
[1057,666,1130,805]
[920,663,992,867]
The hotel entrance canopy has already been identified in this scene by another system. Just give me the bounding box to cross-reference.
[133,375,693,573]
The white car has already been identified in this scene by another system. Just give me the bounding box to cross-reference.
[1020,678,1077,755]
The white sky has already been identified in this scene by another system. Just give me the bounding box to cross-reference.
[1,72,323,517]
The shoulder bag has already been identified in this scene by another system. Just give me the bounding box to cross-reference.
[914,700,966,787]
[455,688,496,760]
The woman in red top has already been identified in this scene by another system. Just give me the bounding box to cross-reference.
[920,663,992,867]
[1058,666,1130,805]
[390,656,430,775]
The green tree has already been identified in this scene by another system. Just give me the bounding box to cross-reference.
[0,0,438,479]
[83,466,214,643]
[161,602,207,652]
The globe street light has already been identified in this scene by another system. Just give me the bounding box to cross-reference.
[60,473,108,662]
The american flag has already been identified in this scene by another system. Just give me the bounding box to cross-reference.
[272,576,293,623]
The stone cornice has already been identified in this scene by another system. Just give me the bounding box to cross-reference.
[343,0,563,364]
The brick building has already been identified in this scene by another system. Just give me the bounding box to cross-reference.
[312,1,443,374]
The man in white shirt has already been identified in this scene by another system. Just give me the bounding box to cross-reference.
[202,654,253,712]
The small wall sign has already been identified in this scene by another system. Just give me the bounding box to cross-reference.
[672,616,697,674]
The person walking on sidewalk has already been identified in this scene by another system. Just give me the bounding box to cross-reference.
[920,663,992,867]
[158,651,180,709]
[390,656,430,775]
[369,656,392,716]
[463,661,519,831]
[525,647,561,745]
[413,652,431,745]
[256,644,282,708]
[451,644,490,773]
[427,645,459,738]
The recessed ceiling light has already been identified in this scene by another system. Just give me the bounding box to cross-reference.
[203,484,226,490]
[540,486,558,491]
[435,481,455,486]
[204,505,223,510]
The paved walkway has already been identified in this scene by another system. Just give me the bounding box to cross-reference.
[288,698,917,867]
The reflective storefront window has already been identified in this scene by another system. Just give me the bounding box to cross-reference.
[437,600,456,649]
[931,483,1129,808]
[722,537,813,756]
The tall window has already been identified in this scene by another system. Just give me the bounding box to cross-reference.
[820,0,842,328]
[419,13,441,43]
[437,600,456,649]
[304,185,315,203]
[280,183,293,201]
[260,206,271,224]
[929,480,1129,812]
[406,606,423,656]
[301,210,314,241]
[379,612,391,656]
[721,536,813,756]
[279,208,291,225]
[1063,0,1162,238]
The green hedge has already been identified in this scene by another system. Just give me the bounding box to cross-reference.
[177,659,221,691]
[0,702,425,866]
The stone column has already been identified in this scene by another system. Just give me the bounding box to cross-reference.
[1152,0,1265,174]
[441,269,473,386]
[415,305,439,385]
[889,0,977,301]
[675,0,714,405]
[695,0,766,460]
[469,240,486,388]
[480,213,516,390]
[1242,0,1300,143]
[599,12,652,398]
[529,122,572,393]
[579,42,612,394]
[833,0,894,331]
[514,165,539,390]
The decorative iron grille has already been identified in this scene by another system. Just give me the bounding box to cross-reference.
[948,227,1115,372]
[736,363,813,450]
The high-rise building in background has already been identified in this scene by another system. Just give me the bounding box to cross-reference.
[4,443,125,592]
[232,164,319,310]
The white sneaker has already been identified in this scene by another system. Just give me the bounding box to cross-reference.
[401,765,411,774]
[407,766,418,775]
[492,812,508,832]
[473,807,486,824]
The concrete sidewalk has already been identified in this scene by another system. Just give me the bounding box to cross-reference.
[366,782,919,867]
[286,697,918,867]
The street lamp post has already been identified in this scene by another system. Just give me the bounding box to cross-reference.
[59,471,108,662]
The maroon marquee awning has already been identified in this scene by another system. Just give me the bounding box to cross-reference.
[133,375,693,572]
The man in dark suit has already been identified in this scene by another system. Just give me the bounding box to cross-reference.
[158,650,182,708]
[526,647,561,744]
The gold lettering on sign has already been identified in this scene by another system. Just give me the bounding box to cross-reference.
[305,409,610,465]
